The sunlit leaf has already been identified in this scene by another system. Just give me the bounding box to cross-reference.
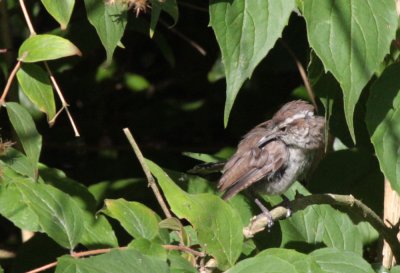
[41,0,75,29]
[56,249,168,273]
[310,248,375,273]
[18,34,81,62]
[6,102,42,172]
[304,0,397,141]
[146,159,243,270]
[84,0,127,63]
[210,0,295,126]
[103,198,159,240]
[16,63,56,122]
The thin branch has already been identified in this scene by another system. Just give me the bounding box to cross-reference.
[123,128,172,218]
[243,193,400,262]
[44,62,80,137]
[0,48,8,54]
[26,245,203,273]
[19,0,36,35]
[280,40,318,113]
[0,59,23,105]
[160,19,207,56]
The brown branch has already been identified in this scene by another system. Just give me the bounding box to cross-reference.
[44,62,80,137]
[0,59,23,105]
[19,0,36,35]
[244,193,400,262]
[25,244,203,273]
[123,128,172,218]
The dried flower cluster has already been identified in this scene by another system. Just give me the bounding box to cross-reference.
[106,0,150,17]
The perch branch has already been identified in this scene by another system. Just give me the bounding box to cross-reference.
[123,128,172,218]
[243,193,400,262]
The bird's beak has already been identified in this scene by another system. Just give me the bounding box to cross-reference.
[257,131,281,148]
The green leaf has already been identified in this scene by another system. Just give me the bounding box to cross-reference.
[39,165,118,248]
[146,159,243,270]
[168,252,198,273]
[0,147,36,179]
[16,63,56,122]
[0,167,84,249]
[0,166,41,231]
[102,198,159,240]
[6,102,42,171]
[210,0,295,127]
[18,34,81,62]
[55,249,168,273]
[84,0,127,64]
[225,248,323,273]
[280,183,365,254]
[366,63,400,193]
[303,0,397,141]
[41,0,75,29]
[310,248,375,273]
[128,238,167,260]
[150,0,178,37]
[124,73,150,92]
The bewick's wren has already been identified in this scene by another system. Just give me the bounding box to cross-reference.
[219,100,325,200]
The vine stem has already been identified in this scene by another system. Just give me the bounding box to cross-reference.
[123,128,172,218]
[244,193,400,262]
[25,245,204,273]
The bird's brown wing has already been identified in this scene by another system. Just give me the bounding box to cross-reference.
[218,135,288,200]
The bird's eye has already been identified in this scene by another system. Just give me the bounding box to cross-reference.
[279,126,287,132]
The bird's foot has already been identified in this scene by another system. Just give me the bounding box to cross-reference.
[254,198,274,229]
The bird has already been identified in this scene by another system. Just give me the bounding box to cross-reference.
[218,100,325,202]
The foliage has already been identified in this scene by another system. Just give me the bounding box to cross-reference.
[0,0,399,272]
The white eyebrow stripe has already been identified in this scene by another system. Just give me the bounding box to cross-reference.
[279,110,313,127]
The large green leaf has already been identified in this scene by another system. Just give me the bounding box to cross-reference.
[210,0,295,126]
[0,166,84,249]
[16,63,56,122]
[310,248,375,273]
[6,102,42,172]
[224,248,323,273]
[84,0,127,63]
[366,63,400,193]
[41,0,75,29]
[303,0,397,141]
[55,249,168,273]
[146,159,243,270]
[102,198,159,240]
[39,166,118,248]
[18,34,81,62]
